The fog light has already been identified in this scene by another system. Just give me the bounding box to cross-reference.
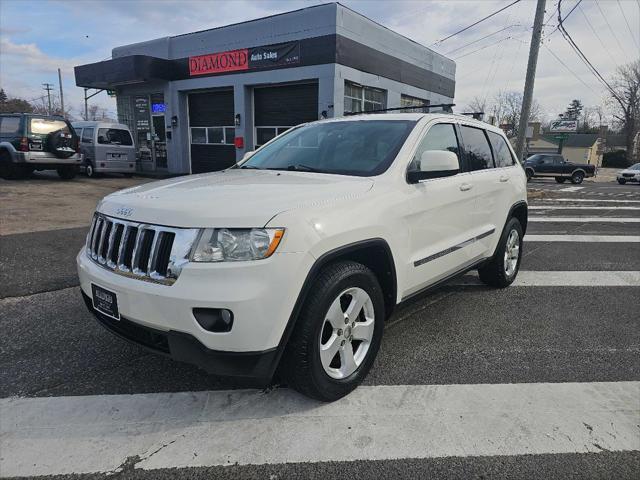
[193,308,233,332]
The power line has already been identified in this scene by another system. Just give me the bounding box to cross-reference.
[429,0,522,47]
[594,0,628,57]
[542,43,599,94]
[453,35,515,60]
[556,0,624,106]
[617,0,640,51]
[443,24,522,56]
[544,0,582,38]
[577,3,619,64]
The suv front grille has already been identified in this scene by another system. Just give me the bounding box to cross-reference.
[86,213,199,285]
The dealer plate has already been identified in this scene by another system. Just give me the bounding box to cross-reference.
[91,284,120,320]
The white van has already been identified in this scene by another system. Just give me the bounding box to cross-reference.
[72,121,136,177]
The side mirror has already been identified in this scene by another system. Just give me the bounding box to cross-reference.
[407,150,460,183]
[242,150,255,161]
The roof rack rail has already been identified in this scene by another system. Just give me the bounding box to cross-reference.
[344,103,456,116]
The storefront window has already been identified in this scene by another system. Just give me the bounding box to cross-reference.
[343,81,386,114]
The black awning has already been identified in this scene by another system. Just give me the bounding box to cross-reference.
[74,55,186,89]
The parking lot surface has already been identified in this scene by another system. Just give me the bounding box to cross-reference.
[1,175,639,479]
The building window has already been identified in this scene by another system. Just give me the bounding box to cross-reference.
[255,126,291,148]
[344,81,386,114]
[190,126,235,145]
[401,94,430,113]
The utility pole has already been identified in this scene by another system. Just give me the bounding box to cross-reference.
[514,0,546,161]
[42,83,54,115]
[57,69,65,117]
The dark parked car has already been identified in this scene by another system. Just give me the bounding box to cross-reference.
[524,153,596,184]
[0,113,82,179]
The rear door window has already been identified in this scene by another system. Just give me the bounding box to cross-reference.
[30,118,69,135]
[487,131,515,168]
[0,116,21,135]
[460,125,494,171]
[81,128,94,143]
[97,128,133,146]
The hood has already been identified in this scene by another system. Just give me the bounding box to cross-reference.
[620,168,639,174]
[98,170,374,228]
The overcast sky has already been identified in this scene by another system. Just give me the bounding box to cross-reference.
[0,0,638,122]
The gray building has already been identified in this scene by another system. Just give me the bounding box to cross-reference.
[75,2,456,175]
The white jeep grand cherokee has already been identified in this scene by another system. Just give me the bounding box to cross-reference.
[78,113,527,401]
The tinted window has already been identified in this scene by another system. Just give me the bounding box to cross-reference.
[30,118,69,135]
[412,123,460,169]
[487,131,514,168]
[81,128,94,143]
[97,128,133,146]
[0,117,20,135]
[540,156,554,165]
[460,125,494,171]
[243,120,416,177]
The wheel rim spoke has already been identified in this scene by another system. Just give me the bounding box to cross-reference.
[325,297,345,329]
[320,334,341,371]
[345,288,368,322]
[339,342,358,377]
[352,319,374,342]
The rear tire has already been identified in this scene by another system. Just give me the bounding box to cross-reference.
[280,261,385,401]
[571,171,584,184]
[0,159,30,180]
[555,177,567,183]
[57,166,78,180]
[85,162,97,178]
[617,178,626,185]
[478,217,523,288]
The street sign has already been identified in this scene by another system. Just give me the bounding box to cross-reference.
[550,119,578,132]
[553,134,569,139]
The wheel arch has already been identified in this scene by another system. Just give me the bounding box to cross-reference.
[268,238,398,381]
[571,168,586,176]
[509,200,528,235]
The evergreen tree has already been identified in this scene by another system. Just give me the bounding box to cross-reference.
[0,88,7,104]
[564,99,583,120]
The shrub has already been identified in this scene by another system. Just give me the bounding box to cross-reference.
[602,150,631,168]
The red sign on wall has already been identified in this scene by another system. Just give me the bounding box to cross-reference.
[189,49,249,76]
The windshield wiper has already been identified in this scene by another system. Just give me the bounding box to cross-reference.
[269,164,325,173]
[238,165,262,169]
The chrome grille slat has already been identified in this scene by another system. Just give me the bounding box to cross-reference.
[84,213,199,286]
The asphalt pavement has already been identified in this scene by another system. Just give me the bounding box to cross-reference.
[1,177,639,479]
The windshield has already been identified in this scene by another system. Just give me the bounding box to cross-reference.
[240,120,417,176]
[526,154,543,162]
[98,128,133,146]
[629,163,640,170]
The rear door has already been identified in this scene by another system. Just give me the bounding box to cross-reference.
[458,124,500,259]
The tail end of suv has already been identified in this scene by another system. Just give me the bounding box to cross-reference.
[0,113,82,180]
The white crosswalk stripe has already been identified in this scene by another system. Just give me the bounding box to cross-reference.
[529,216,640,223]
[525,234,640,242]
[2,382,638,477]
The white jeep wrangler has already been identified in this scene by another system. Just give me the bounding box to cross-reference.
[77,113,527,401]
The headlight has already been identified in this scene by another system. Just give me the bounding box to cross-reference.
[191,228,284,262]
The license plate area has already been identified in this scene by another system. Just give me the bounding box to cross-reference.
[91,284,120,320]
[107,153,123,160]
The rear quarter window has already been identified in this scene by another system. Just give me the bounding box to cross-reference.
[0,117,21,135]
[487,131,515,167]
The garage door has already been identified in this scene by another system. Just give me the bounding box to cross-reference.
[254,83,318,148]
[188,90,236,174]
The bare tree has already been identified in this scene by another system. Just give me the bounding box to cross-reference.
[608,60,640,163]
[491,91,541,138]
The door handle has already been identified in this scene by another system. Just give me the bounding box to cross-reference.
[459,183,473,191]
[499,175,510,182]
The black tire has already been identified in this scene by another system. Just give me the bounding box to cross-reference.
[85,161,97,178]
[48,130,75,159]
[280,261,385,401]
[478,217,523,288]
[57,166,78,180]
[0,158,29,180]
[555,177,567,183]
[617,178,626,185]
[525,169,533,182]
[571,171,584,184]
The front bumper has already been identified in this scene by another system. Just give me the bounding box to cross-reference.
[77,248,314,376]
[618,175,640,182]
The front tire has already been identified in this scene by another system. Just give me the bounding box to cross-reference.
[617,178,626,185]
[571,171,584,184]
[280,261,385,401]
[478,217,523,288]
